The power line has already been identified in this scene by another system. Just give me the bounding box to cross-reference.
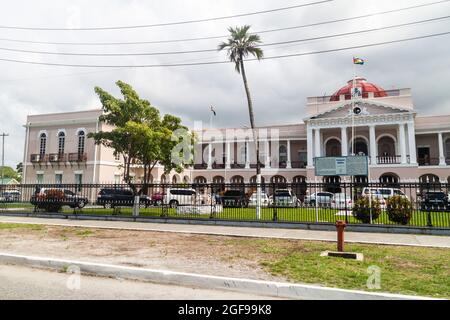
[0,31,448,68]
[0,0,447,45]
[0,16,447,57]
[0,0,333,31]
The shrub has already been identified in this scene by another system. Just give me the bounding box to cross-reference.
[36,189,64,212]
[386,195,413,225]
[352,196,381,224]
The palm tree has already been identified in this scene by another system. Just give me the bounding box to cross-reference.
[218,25,264,217]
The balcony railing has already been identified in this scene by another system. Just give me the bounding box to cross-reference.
[49,153,65,162]
[30,154,46,163]
[418,157,440,166]
[376,155,402,165]
[291,161,307,169]
[68,153,87,162]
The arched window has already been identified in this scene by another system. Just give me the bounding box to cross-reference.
[212,176,225,193]
[323,176,342,193]
[58,131,65,155]
[419,174,441,193]
[39,133,47,155]
[77,131,85,155]
[292,176,307,201]
[194,176,207,184]
[380,173,400,187]
[325,139,341,157]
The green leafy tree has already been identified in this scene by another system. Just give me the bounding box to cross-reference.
[88,81,194,195]
[0,166,20,181]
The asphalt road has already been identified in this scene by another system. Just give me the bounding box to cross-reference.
[0,264,277,300]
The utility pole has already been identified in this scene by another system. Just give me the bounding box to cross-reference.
[1,133,9,184]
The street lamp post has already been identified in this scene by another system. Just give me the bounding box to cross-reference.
[1,133,9,184]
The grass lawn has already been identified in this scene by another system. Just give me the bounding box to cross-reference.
[248,238,450,299]
[2,202,448,228]
[57,205,449,228]
[0,222,448,298]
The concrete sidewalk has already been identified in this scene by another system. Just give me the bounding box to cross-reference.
[0,215,449,248]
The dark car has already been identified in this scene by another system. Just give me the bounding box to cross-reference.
[31,188,88,209]
[220,190,248,208]
[420,191,450,211]
[96,188,152,209]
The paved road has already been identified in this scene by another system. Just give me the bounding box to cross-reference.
[0,264,276,300]
[0,216,448,248]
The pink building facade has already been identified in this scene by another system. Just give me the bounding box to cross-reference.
[22,77,450,186]
[191,77,450,186]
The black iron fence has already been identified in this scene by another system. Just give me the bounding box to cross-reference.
[0,182,449,229]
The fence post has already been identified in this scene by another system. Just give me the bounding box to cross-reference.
[132,195,140,217]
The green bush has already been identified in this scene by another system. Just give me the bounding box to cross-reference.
[36,189,64,213]
[386,195,413,225]
[352,196,381,224]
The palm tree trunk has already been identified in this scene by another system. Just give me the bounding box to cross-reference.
[239,59,260,175]
[240,57,262,219]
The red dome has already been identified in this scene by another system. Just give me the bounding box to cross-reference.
[330,77,388,101]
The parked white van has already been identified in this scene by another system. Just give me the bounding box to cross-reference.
[164,188,198,208]
[362,187,407,200]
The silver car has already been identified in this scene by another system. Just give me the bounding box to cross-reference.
[304,192,334,207]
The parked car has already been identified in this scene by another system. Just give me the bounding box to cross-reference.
[420,191,450,211]
[270,189,298,207]
[304,192,334,207]
[331,193,353,209]
[248,192,270,207]
[362,187,407,200]
[151,192,165,206]
[1,190,21,202]
[220,190,249,208]
[163,188,198,208]
[31,188,88,209]
[96,188,151,209]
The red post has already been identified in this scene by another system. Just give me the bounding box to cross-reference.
[335,220,347,252]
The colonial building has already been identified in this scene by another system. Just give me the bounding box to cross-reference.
[22,77,450,186]
[192,77,450,186]
[22,109,189,184]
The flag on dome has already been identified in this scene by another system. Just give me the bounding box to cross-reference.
[353,57,365,65]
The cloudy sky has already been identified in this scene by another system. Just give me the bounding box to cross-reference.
[0,0,449,167]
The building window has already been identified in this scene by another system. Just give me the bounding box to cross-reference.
[36,174,44,184]
[75,174,82,185]
[114,174,121,184]
[114,153,120,161]
[39,133,47,155]
[55,174,63,184]
[78,131,85,155]
[58,131,65,155]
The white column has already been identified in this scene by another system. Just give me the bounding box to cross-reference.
[286,140,292,169]
[314,128,321,158]
[265,140,271,168]
[438,132,445,166]
[369,125,377,165]
[207,143,212,169]
[407,121,417,164]
[341,127,348,157]
[398,123,407,164]
[245,141,250,169]
[225,142,231,169]
[307,126,313,167]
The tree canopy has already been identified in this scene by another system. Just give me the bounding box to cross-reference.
[88,81,194,194]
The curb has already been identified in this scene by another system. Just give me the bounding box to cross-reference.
[0,253,438,300]
[1,216,449,248]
